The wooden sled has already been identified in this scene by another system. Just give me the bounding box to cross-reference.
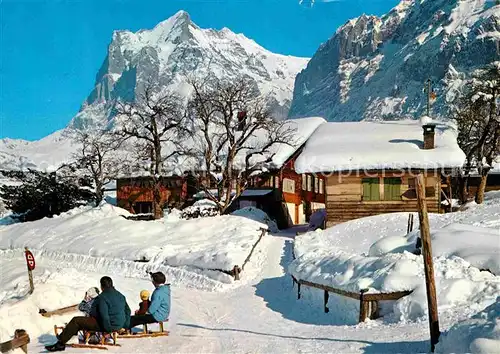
[66,343,108,351]
[117,321,169,339]
[54,325,121,350]
[40,304,79,317]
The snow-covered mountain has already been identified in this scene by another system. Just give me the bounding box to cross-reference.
[289,0,500,121]
[1,11,308,170]
[71,10,308,129]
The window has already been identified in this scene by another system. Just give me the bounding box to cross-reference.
[362,178,380,201]
[283,178,295,194]
[408,177,436,198]
[240,200,257,208]
[302,174,306,190]
[307,175,313,191]
[384,178,402,201]
[314,177,319,193]
[133,202,152,214]
[274,176,280,189]
[319,179,324,194]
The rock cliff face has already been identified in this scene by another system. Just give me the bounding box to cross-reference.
[289,0,499,121]
[71,10,308,129]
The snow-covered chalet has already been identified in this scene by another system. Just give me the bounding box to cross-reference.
[294,119,466,227]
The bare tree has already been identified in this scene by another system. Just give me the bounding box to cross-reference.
[187,76,297,213]
[114,82,187,218]
[453,62,500,204]
[72,129,122,205]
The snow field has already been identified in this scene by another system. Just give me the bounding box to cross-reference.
[0,203,270,275]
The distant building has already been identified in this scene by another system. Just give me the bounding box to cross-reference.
[227,117,326,229]
[116,117,327,227]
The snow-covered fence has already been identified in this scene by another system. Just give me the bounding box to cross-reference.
[131,227,268,281]
[230,227,267,280]
[290,274,412,322]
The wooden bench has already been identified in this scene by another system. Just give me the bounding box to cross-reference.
[291,275,412,322]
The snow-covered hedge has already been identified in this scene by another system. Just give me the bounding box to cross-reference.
[181,199,219,219]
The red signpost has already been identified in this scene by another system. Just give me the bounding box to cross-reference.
[24,248,35,294]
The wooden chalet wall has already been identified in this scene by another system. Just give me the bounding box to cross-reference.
[281,158,302,206]
[325,171,441,227]
[116,177,186,213]
[244,154,326,226]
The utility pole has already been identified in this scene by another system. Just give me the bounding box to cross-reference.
[415,173,440,352]
[425,79,432,117]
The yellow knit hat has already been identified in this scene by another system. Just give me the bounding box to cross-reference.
[140,290,150,301]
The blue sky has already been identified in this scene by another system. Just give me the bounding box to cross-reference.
[0,0,399,140]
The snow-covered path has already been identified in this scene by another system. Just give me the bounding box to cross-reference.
[1,232,434,353]
[163,232,432,353]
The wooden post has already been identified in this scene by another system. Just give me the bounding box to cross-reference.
[358,288,368,322]
[232,265,241,281]
[24,248,35,294]
[447,175,453,211]
[323,290,329,313]
[297,283,301,299]
[416,173,440,352]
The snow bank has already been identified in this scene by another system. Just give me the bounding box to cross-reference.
[436,297,500,354]
[289,192,500,322]
[369,223,500,275]
[0,202,268,273]
[231,207,278,233]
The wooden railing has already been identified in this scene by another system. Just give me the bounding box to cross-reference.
[291,274,412,322]
[0,330,30,353]
[133,228,268,280]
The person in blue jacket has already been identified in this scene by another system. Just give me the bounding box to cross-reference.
[129,271,170,329]
[46,276,131,352]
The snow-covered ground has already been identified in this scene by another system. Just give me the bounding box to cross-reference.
[0,203,269,278]
[290,191,500,324]
[436,296,500,354]
[0,194,498,353]
[0,230,448,353]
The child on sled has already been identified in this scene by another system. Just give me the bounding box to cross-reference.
[135,290,151,315]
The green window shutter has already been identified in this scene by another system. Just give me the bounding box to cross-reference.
[362,179,371,200]
[384,178,401,201]
[370,180,380,201]
[362,178,380,201]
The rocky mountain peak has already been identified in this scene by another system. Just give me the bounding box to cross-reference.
[289,0,499,122]
[72,11,308,129]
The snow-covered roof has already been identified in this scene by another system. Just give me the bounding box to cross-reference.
[239,116,326,170]
[295,120,466,173]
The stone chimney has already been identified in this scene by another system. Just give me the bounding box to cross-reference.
[422,124,436,150]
